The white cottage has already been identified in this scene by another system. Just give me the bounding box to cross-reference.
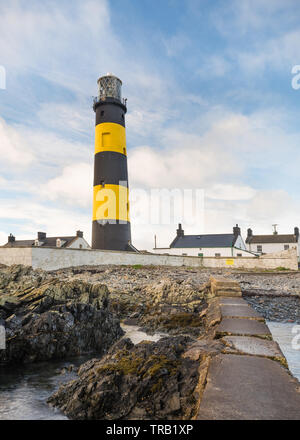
[4,230,91,250]
[246,227,299,260]
[153,224,255,258]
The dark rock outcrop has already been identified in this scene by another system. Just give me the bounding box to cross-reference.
[48,336,201,420]
[0,266,123,364]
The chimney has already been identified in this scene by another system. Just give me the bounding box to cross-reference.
[233,224,241,237]
[37,232,46,240]
[294,227,299,241]
[247,228,253,238]
[76,230,83,238]
[8,233,15,243]
[176,223,184,238]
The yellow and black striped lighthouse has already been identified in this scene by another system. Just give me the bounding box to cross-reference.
[92,73,134,251]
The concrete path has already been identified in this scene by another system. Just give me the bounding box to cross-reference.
[222,336,285,359]
[197,276,300,420]
[198,354,300,420]
[216,317,271,337]
[220,304,263,320]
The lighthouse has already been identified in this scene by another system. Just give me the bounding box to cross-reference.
[92,73,134,251]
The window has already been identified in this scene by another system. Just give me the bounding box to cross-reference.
[79,244,83,249]
[182,253,187,256]
[102,132,110,147]
[198,253,203,257]
[257,245,262,252]
[237,253,242,257]
[215,253,221,257]
[101,111,104,116]
[284,245,289,250]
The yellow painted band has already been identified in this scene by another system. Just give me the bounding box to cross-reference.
[92,184,130,222]
[95,122,127,155]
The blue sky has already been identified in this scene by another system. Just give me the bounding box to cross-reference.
[0,0,300,250]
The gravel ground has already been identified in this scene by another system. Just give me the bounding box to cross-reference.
[53,265,300,295]
[243,295,300,323]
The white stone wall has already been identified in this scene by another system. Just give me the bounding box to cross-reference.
[0,247,32,267]
[0,246,297,271]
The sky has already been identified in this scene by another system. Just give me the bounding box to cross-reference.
[0,0,300,250]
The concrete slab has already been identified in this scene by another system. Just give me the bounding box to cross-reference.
[216,318,271,337]
[210,276,240,288]
[210,276,242,297]
[218,297,248,306]
[222,336,285,360]
[215,289,242,297]
[220,304,263,320]
[197,354,300,420]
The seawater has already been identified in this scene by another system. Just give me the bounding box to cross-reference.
[267,321,300,382]
[0,326,162,420]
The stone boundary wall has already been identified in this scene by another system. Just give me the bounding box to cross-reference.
[0,246,298,271]
[0,247,32,267]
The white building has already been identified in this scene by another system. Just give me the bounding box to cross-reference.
[153,224,256,258]
[246,227,299,260]
[3,231,91,250]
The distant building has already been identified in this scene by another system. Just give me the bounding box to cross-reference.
[153,224,256,258]
[3,231,90,250]
[246,227,299,259]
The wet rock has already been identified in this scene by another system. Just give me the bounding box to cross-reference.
[48,336,201,420]
[0,267,123,365]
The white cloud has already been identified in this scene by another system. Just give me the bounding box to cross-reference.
[37,102,92,137]
[0,198,91,245]
[206,184,256,201]
[0,118,34,166]
[40,162,93,207]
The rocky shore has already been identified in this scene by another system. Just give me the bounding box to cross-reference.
[48,336,201,420]
[0,265,123,364]
[0,263,299,420]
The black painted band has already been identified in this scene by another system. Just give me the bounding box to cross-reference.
[93,151,128,187]
[92,220,131,251]
[95,102,126,127]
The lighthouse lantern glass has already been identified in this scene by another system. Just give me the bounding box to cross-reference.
[98,75,122,101]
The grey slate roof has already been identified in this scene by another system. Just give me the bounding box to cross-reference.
[246,234,297,244]
[170,234,237,249]
[4,236,79,248]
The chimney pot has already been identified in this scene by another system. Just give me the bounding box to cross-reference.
[37,232,46,240]
[8,233,15,243]
[233,224,241,237]
[176,223,184,237]
[76,230,83,238]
